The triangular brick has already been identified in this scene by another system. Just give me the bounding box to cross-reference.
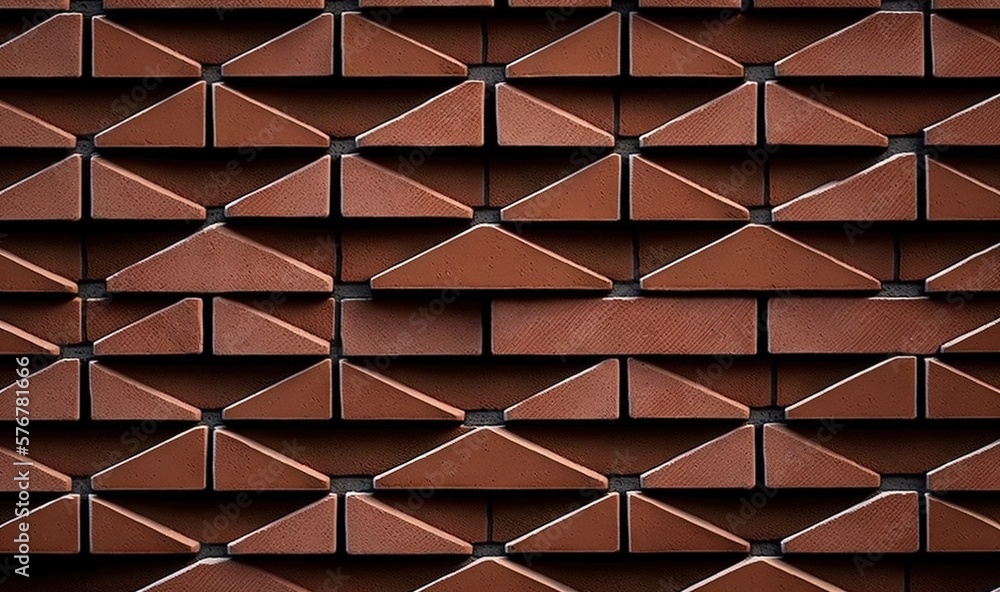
[214,429,330,490]
[346,493,472,554]
[0,155,81,220]
[95,82,206,148]
[496,83,614,147]
[505,359,619,420]
[508,493,619,553]
[927,495,1000,551]
[92,427,207,490]
[775,12,923,77]
[927,439,1000,491]
[0,14,82,77]
[90,362,200,421]
[628,493,749,553]
[628,359,748,419]
[230,495,338,554]
[0,359,79,420]
[685,558,848,592]
[766,83,888,147]
[222,14,334,77]
[925,92,1000,145]
[93,298,203,355]
[225,359,333,420]
[212,297,329,355]
[340,361,464,420]
[932,16,1000,77]
[92,17,201,77]
[341,13,466,77]
[375,427,607,490]
[501,155,620,222]
[357,81,484,146]
[0,448,71,491]
[641,225,881,291]
[0,100,75,148]
[106,224,332,293]
[926,358,1000,418]
[91,157,205,220]
[340,155,472,218]
[0,495,79,553]
[372,225,611,290]
[785,357,917,419]
[90,498,199,554]
[764,424,881,488]
[630,15,743,77]
[926,159,1000,220]
[927,243,1000,292]
[773,154,918,222]
[415,558,578,592]
[226,156,330,217]
[213,84,329,147]
[138,559,310,592]
[507,13,619,77]
[941,318,1000,353]
[782,492,919,553]
[642,426,756,489]
[642,82,757,147]
[629,156,749,220]
[0,320,60,355]
[0,249,77,292]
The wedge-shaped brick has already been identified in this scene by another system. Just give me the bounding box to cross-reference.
[0,100,75,148]
[92,427,207,490]
[630,156,748,221]
[90,498,199,554]
[341,155,472,219]
[0,448,71,492]
[375,427,608,490]
[342,13,465,77]
[507,13,619,78]
[358,81,484,146]
[926,359,1000,418]
[0,495,79,554]
[0,359,78,420]
[493,297,757,355]
[766,83,888,147]
[927,243,1000,292]
[137,559,311,592]
[0,298,81,355]
[630,15,742,77]
[926,159,1000,220]
[225,156,330,218]
[642,425,755,489]
[106,0,324,8]
[685,558,848,592]
[341,299,482,356]
[641,225,880,291]
[785,357,917,419]
[213,84,329,147]
[775,13,923,77]
[641,82,756,147]
[502,155,620,222]
[91,157,204,220]
[928,439,1000,491]
[346,493,472,555]
[212,298,329,356]
[764,424,880,489]
[941,317,1000,353]
[628,493,749,553]
[415,558,576,592]
[782,492,919,553]
[93,298,203,355]
[628,359,749,419]
[932,16,1000,77]
[507,493,619,553]
[229,495,338,554]
[107,224,333,293]
[0,155,81,221]
[90,363,201,421]
[926,92,1000,145]
[0,14,82,77]
[214,429,330,491]
[341,362,464,421]
[927,495,1000,551]
[773,154,917,222]
[223,14,334,77]
[505,359,619,421]
[496,84,614,147]
[0,249,77,293]
[92,17,201,77]
[95,82,205,148]
[372,225,611,290]
[225,360,333,420]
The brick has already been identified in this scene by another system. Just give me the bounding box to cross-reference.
[341,298,483,356]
